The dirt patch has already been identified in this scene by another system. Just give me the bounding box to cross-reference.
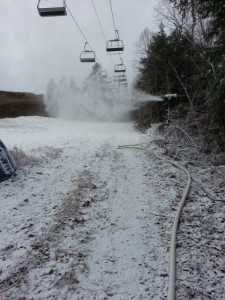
[0,91,48,118]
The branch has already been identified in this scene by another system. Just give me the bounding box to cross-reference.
[170,62,201,135]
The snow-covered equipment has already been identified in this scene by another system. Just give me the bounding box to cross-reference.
[163,93,178,109]
[37,0,67,17]
[80,42,96,63]
[163,93,177,102]
[106,30,124,54]
[0,140,16,182]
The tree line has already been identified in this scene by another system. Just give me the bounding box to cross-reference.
[134,0,225,150]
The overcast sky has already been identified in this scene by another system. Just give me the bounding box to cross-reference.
[0,0,159,94]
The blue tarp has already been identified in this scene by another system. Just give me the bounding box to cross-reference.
[0,140,16,182]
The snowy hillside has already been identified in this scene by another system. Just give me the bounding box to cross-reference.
[0,117,224,299]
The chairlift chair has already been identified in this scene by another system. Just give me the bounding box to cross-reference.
[37,0,67,17]
[80,42,96,63]
[113,75,120,82]
[104,78,112,84]
[106,30,124,54]
[113,75,126,82]
[114,58,126,73]
[118,74,127,82]
[99,70,107,79]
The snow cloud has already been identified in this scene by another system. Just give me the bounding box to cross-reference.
[44,66,131,122]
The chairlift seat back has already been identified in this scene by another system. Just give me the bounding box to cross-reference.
[100,74,107,79]
[80,57,95,63]
[99,71,107,78]
[38,6,67,17]
[37,0,67,17]
[80,51,95,63]
[106,39,124,53]
[118,74,127,82]
[114,64,126,73]
[107,46,124,53]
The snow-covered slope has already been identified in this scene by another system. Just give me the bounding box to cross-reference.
[0,117,224,299]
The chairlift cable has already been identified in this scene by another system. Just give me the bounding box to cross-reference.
[91,0,107,43]
[37,1,117,85]
[106,0,124,56]
[66,5,88,44]
[91,0,115,67]
[108,0,117,32]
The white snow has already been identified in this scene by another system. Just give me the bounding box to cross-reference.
[0,117,224,299]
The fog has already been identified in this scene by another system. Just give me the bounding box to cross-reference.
[131,89,163,104]
[44,64,131,122]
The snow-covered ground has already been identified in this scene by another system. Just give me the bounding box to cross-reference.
[0,117,224,299]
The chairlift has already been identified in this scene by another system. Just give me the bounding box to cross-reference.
[99,70,107,79]
[113,74,126,82]
[120,80,128,85]
[37,0,67,17]
[114,58,126,73]
[104,78,112,84]
[80,42,96,63]
[118,74,127,82]
[113,75,120,82]
[106,30,124,54]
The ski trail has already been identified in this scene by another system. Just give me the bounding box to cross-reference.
[73,145,169,299]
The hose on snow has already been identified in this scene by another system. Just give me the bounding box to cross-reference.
[117,142,192,300]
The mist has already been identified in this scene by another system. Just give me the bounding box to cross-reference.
[44,65,131,122]
[131,89,162,104]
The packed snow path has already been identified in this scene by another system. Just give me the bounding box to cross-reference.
[0,117,224,299]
